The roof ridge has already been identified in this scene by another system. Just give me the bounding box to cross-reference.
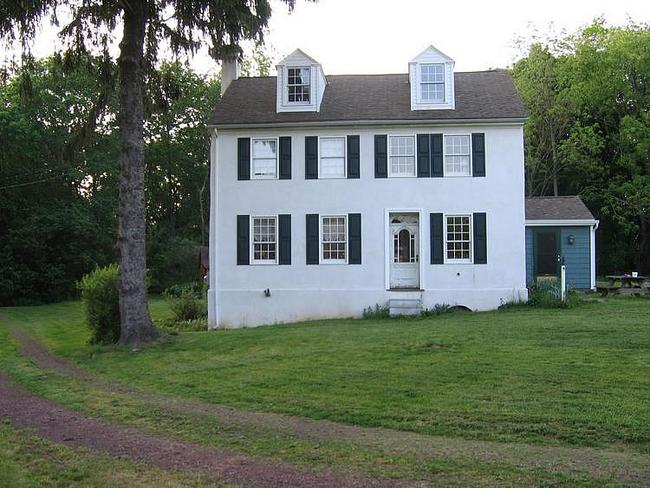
[234,70,510,81]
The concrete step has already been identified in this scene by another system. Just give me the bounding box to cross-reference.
[389,297,423,317]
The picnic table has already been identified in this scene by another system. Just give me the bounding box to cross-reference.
[606,275,648,288]
[598,275,649,296]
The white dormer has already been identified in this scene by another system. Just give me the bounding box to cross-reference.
[276,49,326,113]
[409,45,455,111]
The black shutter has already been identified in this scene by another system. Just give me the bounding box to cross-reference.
[431,134,443,177]
[306,214,319,264]
[237,138,250,180]
[417,134,431,177]
[374,135,387,178]
[236,215,249,265]
[430,213,444,264]
[473,212,487,264]
[348,213,361,264]
[279,136,292,179]
[278,214,291,265]
[305,136,318,179]
[347,135,360,179]
[472,133,486,177]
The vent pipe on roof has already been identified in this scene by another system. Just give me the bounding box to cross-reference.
[220,56,240,97]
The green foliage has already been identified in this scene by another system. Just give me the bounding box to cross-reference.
[163,282,207,322]
[0,55,216,305]
[362,303,390,319]
[527,280,567,308]
[512,21,650,274]
[421,303,453,316]
[149,237,203,293]
[157,317,208,333]
[78,264,120,344]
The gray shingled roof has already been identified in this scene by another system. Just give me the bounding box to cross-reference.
[208,71,526,127]
[525,196,595,221]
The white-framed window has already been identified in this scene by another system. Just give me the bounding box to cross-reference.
[389,135,416,177]
[251,138,277,179]
[420,63,445,103]
[321,215,347,263]
[287,67,311,103]
[319,137,346,178]
[444,135,471,176]
[446,215,471,262]
[251,216,277,264]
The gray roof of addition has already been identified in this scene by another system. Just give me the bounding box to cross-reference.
[208,70,526,127]
[525,196,596,221]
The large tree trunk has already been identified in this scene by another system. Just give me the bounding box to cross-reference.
[117,0,158,345]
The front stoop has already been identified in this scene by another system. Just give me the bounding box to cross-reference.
[388,290,423,316]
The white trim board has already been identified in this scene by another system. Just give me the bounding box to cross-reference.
[525,219,598,227]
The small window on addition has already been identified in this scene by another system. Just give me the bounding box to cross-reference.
[287,67,311,103]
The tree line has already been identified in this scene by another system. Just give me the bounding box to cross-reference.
[0,20,648,308]
[0,54,219,305]
[512,21,650,274]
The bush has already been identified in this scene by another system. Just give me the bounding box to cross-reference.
[528,280,568,308]
[362,303,390,319]
[163,282,207,321]
[78,264,120,344]
[421,303,453,316]
[156,317,207,333]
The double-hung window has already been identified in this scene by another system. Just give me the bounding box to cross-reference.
[420,64,445,103]
[319,137,346,178]
[252,216,277,264]
[321,215,346,263]
[446,215,471,262]
[444,135,471,176]
[389,135,415,177]
[287,67,311,103]
[252,138,277,179]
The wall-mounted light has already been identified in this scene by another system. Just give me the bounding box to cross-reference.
[567,234,576,245]
[264,288,271,297]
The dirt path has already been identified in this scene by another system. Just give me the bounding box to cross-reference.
[0,373,401,488]
[9,328,650,485]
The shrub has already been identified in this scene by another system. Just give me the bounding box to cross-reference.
[78,264,120,344]
[528,280,568,308]
[156,317,207,333]
[421,303,453,316]
[163,282,207,321]
[363,303,390,319]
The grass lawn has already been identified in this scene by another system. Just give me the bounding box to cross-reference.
[2,296,650,453]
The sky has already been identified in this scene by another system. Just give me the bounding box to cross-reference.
[2,0,649,76]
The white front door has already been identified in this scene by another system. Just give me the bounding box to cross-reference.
[390,214,420,289]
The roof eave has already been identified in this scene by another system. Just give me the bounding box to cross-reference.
[525,219,598,226]
[208,116,527,130]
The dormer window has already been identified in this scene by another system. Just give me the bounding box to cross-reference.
[420,64,445,103]
[287,67,311,103]
[276,49,325,113]
[409,45,455,111]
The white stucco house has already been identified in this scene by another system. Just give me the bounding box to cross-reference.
[206,46,532,328]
